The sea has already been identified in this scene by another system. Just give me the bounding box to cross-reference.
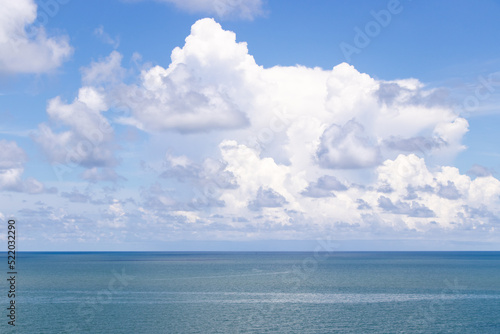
[2,251,500,333]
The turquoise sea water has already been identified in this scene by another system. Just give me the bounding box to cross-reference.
[2,252,500,333]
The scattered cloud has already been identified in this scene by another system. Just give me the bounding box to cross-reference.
[139,182,178,211]
[94,25,120,49]
[81,51,125,86]
[144,0,265,20]
[0,140,51,193]
[99,199,127,228]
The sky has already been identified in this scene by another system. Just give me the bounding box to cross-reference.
[1,0,500,251]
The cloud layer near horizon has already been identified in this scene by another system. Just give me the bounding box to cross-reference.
[3,18,500,245]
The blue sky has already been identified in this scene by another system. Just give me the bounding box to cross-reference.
[1,0,500,250]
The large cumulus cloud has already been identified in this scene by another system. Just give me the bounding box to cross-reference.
[32,18,499,243]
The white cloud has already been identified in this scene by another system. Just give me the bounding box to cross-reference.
[23,18,498,243]
[115,18,257,132]
[34,87,116,169]
[31,52,126,181]
[172,210,200,223]
[218,140,294,211]
[208,140,500,236]
[81,51,125,86]
[96,19,467,165]
[372,154,500,229]
[0,140,50,193]
[149,0,264,20]
[0,139,27,169]
[0,0,72,73]
[111,19,486,238]
[317,119,382,169]
[0,140,26,190]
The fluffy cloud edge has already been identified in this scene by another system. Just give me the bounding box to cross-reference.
[0,0,72,74]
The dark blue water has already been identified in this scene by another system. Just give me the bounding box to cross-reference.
[2,252,500,333]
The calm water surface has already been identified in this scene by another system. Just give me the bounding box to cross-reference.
[2,251,500,333]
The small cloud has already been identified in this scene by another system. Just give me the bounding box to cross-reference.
[160,153,199,181]
[94,25,120,49]
[0,140,49,194]
[81,51,125,86]
[467,164,493,178]
[172,210,199,224]
[34,87,117,170]
[99,199,127,228]
[376,81,449,108]
[150,0,265,20]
